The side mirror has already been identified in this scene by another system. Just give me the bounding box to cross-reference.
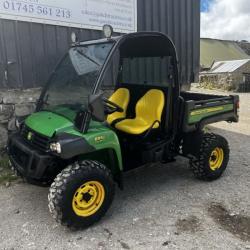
[88,92,105,122]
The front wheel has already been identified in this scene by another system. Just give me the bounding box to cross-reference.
[48,160,115,229]
[189,133,230,181]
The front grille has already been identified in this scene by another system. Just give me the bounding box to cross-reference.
[11,145,29,169]
[21,125,50,151]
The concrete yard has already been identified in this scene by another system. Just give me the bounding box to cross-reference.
[0,89,249,250]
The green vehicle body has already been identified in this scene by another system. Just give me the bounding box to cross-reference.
[25,109,123,172]
[7,31,239,187]
[188,104,234,124]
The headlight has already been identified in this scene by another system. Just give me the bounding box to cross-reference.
[50,142,62,154]
[103,24,113,38]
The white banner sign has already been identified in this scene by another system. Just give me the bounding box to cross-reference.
[0,0,137,33]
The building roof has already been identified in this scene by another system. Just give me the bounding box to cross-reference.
[205,59,250,74]
[200,38,250,69]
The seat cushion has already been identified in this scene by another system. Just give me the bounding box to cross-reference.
[136,89,165,124]
[115,118,160,135]
[115,89,165,135]
[106,88,130,124]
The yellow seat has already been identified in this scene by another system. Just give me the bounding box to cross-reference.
[106,88,130,125]
[115,89,165,135]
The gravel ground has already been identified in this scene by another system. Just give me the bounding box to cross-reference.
[0,88,249,250]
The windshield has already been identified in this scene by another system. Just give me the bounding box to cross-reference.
[41,42,114,121]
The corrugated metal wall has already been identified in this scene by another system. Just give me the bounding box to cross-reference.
[0,0,200,90]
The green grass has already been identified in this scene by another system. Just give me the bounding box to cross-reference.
[0,154,19,185]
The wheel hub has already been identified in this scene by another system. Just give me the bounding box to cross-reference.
[209,147,224,171]
[81,192,93,203]
[72,181,105,217]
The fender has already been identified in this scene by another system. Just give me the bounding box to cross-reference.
[54,133,96,159]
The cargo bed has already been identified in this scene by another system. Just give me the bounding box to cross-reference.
[180,92,239,132]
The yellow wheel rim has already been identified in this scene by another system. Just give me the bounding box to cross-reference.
[72,181,105,217]
[209,147,224,171]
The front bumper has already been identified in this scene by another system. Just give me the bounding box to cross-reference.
[8,133,55,180]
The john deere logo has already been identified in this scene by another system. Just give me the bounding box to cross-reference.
[95,136,105,143]
[27,132,33,141]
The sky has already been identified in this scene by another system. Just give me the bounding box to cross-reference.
[201,0,212,12]
[201,0,250,41]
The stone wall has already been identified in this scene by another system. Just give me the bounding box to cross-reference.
[199,73,235,91]
[199,72,246,91]
[0,88,41,149]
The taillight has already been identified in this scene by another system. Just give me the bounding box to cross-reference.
[237,101,240,109]
[236,101,240,113]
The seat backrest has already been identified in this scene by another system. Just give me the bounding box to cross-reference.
[107,88,130,124]
[136,89,165,123]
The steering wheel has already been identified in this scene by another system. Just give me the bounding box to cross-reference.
[103,98,123,115]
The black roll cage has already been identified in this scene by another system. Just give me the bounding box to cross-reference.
[93,32,179,93]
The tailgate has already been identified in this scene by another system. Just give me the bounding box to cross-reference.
[182,94,239,132]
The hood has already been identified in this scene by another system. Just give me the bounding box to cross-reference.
[25,111,74,137]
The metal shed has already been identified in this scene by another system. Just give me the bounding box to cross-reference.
[209,59,250,74]
[0,0,200,90]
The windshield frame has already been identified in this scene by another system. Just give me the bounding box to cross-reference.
[36,40,117,113]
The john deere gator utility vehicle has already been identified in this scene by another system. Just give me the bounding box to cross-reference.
[8,25,239,229]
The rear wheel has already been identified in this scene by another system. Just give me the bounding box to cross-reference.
[48,160,115,229]
[189,133,229,181]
